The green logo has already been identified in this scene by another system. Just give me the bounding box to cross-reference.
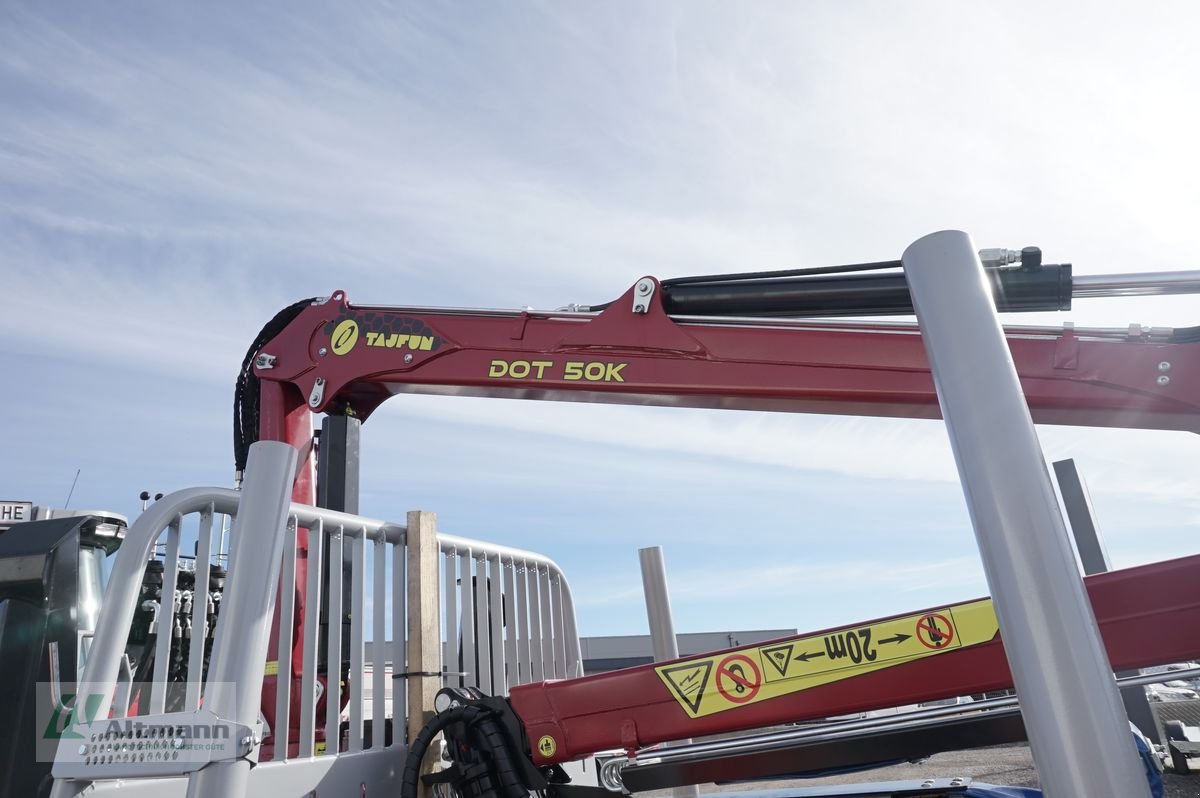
[42,692,104,741]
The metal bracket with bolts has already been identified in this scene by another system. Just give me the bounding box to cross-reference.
[632,278,656,314]
[309,377,326,407]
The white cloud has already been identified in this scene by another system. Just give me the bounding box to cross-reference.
[3,2,1200,637]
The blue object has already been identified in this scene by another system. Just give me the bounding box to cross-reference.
[965,725,1164,798]
[1131,722,1165,798]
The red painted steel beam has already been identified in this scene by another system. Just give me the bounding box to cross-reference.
[248,282,1200,760]
[509,553,1200,764]
[252,283,1200,435]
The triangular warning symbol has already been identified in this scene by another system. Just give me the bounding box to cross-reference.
[762,644,794,678]
[661,661,713,714]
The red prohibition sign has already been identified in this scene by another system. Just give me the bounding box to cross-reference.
[715,654,762,704]
[915,613,955,650]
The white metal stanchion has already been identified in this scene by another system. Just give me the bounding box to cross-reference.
[188,441,298,798]
[903,230,1150,798]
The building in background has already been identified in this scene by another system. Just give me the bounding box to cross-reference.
[364,629,797,678]
[581,630,796,675]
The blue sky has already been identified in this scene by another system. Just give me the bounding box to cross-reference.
[2,2,1199,637]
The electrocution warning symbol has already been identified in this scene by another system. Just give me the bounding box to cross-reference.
[915,613,955,649]
[761,643,794,678]
[660,661,713,714]
[715,654,762,704]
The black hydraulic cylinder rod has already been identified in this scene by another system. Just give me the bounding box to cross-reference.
[660,263,1073,318]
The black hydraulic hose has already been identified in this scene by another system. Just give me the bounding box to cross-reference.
[128,631,159,713]
[401,707,474,798]
[401,705,529,798]
[233,298,319,475]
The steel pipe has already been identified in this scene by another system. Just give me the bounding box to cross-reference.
[639,547,682,664]
[188,441,297,798]
[639,546,699,798]
[903,230,1151,798]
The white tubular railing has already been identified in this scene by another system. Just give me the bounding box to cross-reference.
[439,534,582,693]
[50,444,583,798]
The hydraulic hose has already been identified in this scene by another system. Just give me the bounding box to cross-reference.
[401,705,531,798]
[233,297,319,476]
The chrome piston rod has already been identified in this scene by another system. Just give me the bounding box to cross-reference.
[1071,270,1200,298]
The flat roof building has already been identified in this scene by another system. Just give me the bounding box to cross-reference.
[581,630,797,675]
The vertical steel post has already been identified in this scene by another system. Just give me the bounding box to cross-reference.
[317,415,361,669]
[1053,458,1161,744]
[1053,459,1110,572]
[902,231,1150,798]
[316,415,361,513]
[639,546,699,798]
[639,547,682,663]
[188,441,297,798]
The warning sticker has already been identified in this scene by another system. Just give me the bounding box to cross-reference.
[916,613,955,649]
[655,598,998,719]
[715,654,761,704]
[761,644,793,678]
[660,661,713,714]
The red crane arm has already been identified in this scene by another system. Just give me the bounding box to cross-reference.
[510,552,1200,763]
[253,281,1200,443]
[246,277,1200,768]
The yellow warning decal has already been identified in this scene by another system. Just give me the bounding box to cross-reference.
[656,599,998,718]
[537,735,557,758]
[264,660,280,677]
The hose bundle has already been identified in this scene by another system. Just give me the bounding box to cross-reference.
[233,298,319,475]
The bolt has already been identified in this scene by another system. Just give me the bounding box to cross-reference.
[319,347,328,356]
[1157,375,1171,386]
[1159,361,1171,372]
[404,353,414,363]
[78,744,88,755]
[172,738,183,749]
[637,281,652,295]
